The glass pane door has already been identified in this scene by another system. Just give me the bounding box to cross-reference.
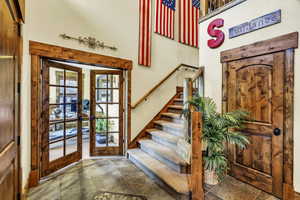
[41,60,82,176]
[90,70,123,156]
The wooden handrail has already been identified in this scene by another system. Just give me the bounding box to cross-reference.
[131,64,198,109]
[192,67,204,82]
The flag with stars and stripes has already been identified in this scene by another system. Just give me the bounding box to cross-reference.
[155,0,176,39]
[179,0,200,47]
[139,0,152,66]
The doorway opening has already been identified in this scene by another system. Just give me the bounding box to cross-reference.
[41,60,126,177]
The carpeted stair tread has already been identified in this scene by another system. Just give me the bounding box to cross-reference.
[127,149,190,194]
[146,129,181,146]
[161,112,182,119]
[154,120,184,130]
[138,139,187,166]
[168,105,184,110]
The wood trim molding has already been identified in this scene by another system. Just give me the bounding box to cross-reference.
[295,191,300,200]
[221,32,298,62]
[29,42,132,187]
[29,41,133,70]
[222,32,298,200]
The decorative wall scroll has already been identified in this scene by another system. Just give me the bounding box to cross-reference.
[229,10,281,39]
[59,34,117,51]
[207,18,225,49]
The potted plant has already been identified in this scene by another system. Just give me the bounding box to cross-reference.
[183,95,250,185]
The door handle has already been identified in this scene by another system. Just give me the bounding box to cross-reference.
[90,116,96,121]
[273,128,281,136]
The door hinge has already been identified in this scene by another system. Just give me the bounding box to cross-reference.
[17,136,21,146]
[17,82,21,94]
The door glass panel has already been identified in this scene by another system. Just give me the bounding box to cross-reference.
[96,104,107,118]
[108,119,119,132]
[96,89,107,103]
[49,67,64,85]
[110,75,119,88]
[66,87,78,103]
[49,123,64,142]
[49,105,64,122]
[49,141,64,161]
[66,121,78,138]
[108,104,119,117]
[66,104,78,120]
[66,70,78,87]
[108,133,119,147]
[96,74,108,88]
[107,89,119,103]
[96,132,107,147]
[96,118,108,132]
[66,137,78,155]
[49,86,64,104]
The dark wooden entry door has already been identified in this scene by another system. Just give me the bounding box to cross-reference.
[227,53,284,197]
[90,70,124,156]
[0,1,21,199]
[41,61,83,176]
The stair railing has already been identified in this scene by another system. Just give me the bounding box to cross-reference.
[183,67,204,200]
[201,0,237,16]
[131,64,198,109]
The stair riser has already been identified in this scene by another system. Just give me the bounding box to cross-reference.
[173,101,183,106]
[151,135,178,149]
[139,143,188,173]
[167,108,183,114]
[154,124,184,137]
[128,153,190,200]
[160,116,184,124]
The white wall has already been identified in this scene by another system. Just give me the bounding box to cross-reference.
[21,0,198,188]
[198,0,300,192]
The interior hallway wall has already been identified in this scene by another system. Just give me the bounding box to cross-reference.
[20,0,199,188]
[198,0,300,192]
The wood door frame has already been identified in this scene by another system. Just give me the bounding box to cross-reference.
[221,32,298,199]
[90,70,124,156]
[29,41,132,188]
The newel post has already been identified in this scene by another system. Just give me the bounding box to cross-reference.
[191,111,204,200]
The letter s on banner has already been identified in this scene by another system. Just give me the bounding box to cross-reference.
[207,19,225,49]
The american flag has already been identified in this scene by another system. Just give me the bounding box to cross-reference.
[138,0,152,66]
[179,0,201,47]
[155,0,176,39]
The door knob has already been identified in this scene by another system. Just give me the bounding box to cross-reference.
[273,128,281,136]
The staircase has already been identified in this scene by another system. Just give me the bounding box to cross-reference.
[127,89,190,199]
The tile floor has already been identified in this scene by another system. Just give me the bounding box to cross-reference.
[27,158,279,200]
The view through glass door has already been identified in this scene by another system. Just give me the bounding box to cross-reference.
[90,70,124,156]
[41,61,83,176]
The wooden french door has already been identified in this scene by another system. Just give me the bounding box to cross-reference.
[90,70,124,156]
[226,53,284,197]
[41,61,83,176]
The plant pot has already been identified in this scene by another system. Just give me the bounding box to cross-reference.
[204,169,219,185]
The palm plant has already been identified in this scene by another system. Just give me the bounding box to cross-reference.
[183,95,250,182]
